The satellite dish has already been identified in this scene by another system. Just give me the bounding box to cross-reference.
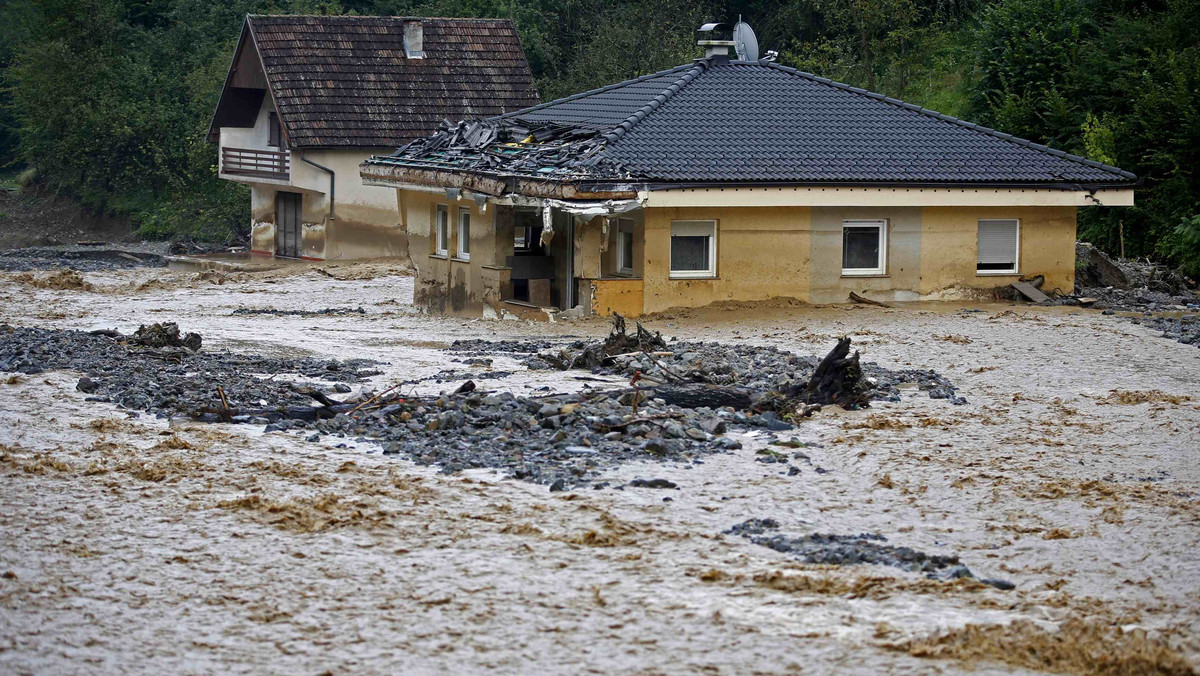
[732,18,759,61]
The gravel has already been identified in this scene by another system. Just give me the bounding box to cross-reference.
[725,518,1014,589]
[0,246,168,272]
[0,325,962,490]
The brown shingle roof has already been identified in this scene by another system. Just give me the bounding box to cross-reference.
[245,15,539,148]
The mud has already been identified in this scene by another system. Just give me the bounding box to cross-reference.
[1,260,1198,675]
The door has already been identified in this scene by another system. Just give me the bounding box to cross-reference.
[275,191,302,258]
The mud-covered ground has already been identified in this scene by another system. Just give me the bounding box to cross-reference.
[1,262,1198,675]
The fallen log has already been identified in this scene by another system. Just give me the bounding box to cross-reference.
[647,383,755,410]
[849,291,892,308]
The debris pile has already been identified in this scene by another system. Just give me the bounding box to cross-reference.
[0,322,963,490]
[129,322,202,351]
[530,315,965,409]
[725,518,1013,589]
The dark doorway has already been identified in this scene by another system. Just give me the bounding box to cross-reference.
[275,191,302,258]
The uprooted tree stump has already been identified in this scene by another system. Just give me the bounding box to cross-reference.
[798,336,872,409]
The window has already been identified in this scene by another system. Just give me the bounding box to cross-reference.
[268,112,281,148]
[842,220,887,276]
[435,205,449,255]
[977,219,1019,274]
[616,219,634,275]
[456,208,471,260]
[670,220,716,279]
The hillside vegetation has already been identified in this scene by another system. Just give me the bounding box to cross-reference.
[1,0,1197,273]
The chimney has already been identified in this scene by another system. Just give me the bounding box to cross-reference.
[696,22,734,59]
[404,19,423,58]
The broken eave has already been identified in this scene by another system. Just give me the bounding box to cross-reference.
[359,161,639,200]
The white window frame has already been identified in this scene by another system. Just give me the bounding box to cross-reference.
[456,208,471,261]
[841,219,888,276]
[976,218,1020,275]
[434,205,449,256]
[669,220,717,279]
[616,218,634,275]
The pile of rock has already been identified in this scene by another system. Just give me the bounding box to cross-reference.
[725,518,1014,589]
[0,325,374,418]
[1070,242,1199,348]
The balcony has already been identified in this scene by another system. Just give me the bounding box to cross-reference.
[221,147,289,181]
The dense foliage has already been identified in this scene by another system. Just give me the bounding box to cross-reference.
[0,0,1196,271]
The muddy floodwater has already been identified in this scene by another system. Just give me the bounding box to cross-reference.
[1,263,1198,675]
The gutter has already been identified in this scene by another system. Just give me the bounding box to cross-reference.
[300,150,335,222]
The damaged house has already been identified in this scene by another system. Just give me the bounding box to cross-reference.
[359,24,1136,317]
[207,15,538,260]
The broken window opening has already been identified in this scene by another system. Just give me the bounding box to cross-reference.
[842,220,887,276]
[617,218,635,275]
[670,220,716,279]
[435,205,449,256]
[457,208,471,260]
[977,219,1019,274]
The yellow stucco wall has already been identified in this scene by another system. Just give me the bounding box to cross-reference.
[641,206,812,315]
[400,188,496,314]
[591,278,646,318]
[919,206,1077,295]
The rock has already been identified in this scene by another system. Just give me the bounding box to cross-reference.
[685,428,709,441]
[715,437,742,450]
[700,417,726,434]
[333,383,352,393]
[981,578,1016,591]
[76,377,99,393]
[548,479,567,492]
[664,423,686,439]
[642,440,668,455]
[628,478,677,489]
[1075,242,1130,291]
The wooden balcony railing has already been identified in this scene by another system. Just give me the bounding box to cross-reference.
[221,147,289,180]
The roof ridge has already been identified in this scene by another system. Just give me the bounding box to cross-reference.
[497,62,698,123]
[758,61,1136,181]
[602,60,710,144]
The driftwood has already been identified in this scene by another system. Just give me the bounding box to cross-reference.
[559,313,668,370]
[849,291,891,308]
[649,383,755,410]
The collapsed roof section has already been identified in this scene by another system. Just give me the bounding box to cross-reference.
[361,56,1137,198]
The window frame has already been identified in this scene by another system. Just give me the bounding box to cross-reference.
[841,219,888,277]
[434,205,449,256]
[975,218,1020,275]
[616,218,635,276]
[456,207,471,261]
[669,219,717,280]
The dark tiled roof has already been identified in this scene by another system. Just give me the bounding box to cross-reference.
[370,57,1134,186]
[248,15,539,148]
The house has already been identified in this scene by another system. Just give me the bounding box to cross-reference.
[207,15,539,261]
[359,29,1135,317]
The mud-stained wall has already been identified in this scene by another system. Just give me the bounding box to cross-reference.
[808,207,922,304]
[641,206,813,315]
[591,278,645,317]
[599,213,645,279]
[919,206,1077,295]
[222,96,404,260]
[399,188,497,314]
